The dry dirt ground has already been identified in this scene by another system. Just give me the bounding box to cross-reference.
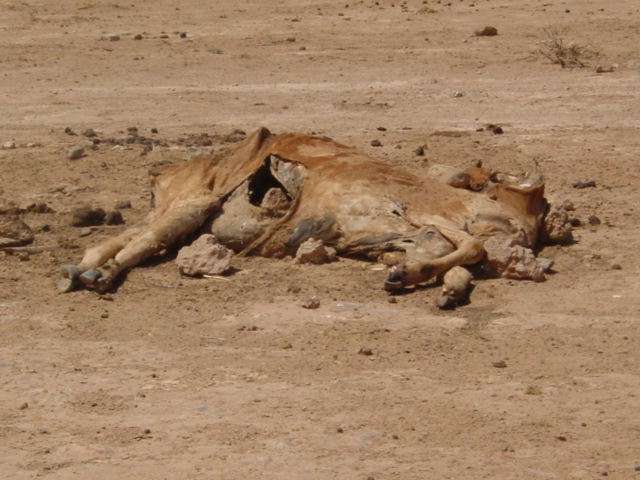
[2,0,640,478]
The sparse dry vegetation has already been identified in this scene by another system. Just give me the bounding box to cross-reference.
[539,29,597,68]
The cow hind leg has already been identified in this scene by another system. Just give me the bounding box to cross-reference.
[385,225,484,292]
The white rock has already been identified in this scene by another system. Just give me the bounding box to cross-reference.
[2,141,16,150]
[176,234,233,277]
[295,238,336,265]
[68,146,85,160]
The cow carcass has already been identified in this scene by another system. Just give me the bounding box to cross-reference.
[59,127,568,305]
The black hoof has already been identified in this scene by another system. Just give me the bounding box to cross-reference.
[58,265,81,293]
[79,269,102,288]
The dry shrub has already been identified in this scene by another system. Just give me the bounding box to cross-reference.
[538,29,597,68]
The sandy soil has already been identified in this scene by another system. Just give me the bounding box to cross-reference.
[2,1,640,478]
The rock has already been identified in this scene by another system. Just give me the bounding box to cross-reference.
[176,234,233,277]
[358,347,373,356]
[151,128,158,134]
[222,129,246,143]
[114,199,132,210]
[67,146,85,160]
[436,266,472,309]
[134,34,143,40]
[295,238,337,265]
[543,204,574,244]
[475,26,498,36]
[376,126,387,131]
[82,128,97,138]
[19,402,28,410]
[108,34,120,41]
[0,216,34,247]
[611,263,622,270]
[179,32,187,38]
[2,141,16,150]
[483,237,546,282]
[286,36,296,42]
[595,65,615,74]
[588,215,601,226]
[79,227,93,237]
[492,360,507,368]
[572,179,596,189]
[491,125,504,134]
[70,206,106,227]
[64,127,76,135]
[413,145,425,156]
[105,210,124,225]
[370,139,383,147]
[302,297,320,309]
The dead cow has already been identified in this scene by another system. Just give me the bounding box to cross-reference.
[59,127,566,304]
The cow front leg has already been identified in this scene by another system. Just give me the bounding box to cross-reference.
[90,197,218,293]
[384,225,484,292]
[58,227,144,292]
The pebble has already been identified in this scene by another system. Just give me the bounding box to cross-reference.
[179,32,187,38]
[358,347,373,356]
[588,215,601,226]
[176,234,233,276]
[82,128,97,138]
[19,402,29,410]
[302,297,320,309]
[572,179,596,189]
[67,146,85,160]
[64,127,76,135]
[611,263,622,270]
[108,34,120,41]
[453,90,465,98]
[79,227,93,237]
[134,34,143,40]
[105,210,124,225]
[492,360,507,368]
[370,139,383,147]
[413,145,425,156]
[2,141,16,150]
[115,199,132,210]
[151,128,158,134]
[71,206,106,227]
[475,26,498,36]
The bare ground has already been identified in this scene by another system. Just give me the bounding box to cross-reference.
[1,1,640,478]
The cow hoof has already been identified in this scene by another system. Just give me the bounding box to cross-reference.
[436,293,456,310]
[94,276,112,294]
[58,264,80,293]
[385,266,407,292]
[79,269,102,288]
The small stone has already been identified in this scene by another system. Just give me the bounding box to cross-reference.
[302,297,320,309]
[71,206,106,227]
[634,464,640,472]
[64,127,76,135]
[537,257,554,272]
[67,146,85,160]
[611,263,622,270]
[105,210,124,225]
[358,347,373,356]
[101,312,109,319]
[595,65,615,73]
[336,427,344,433]
[492,125,504,135]
[151,128,158,134]
[179,32,187,38]
[26,142,39,148]
[19,402,29,410]
[134,34,143,40]
[82,128,97,138]
[376,126,387,131]
[588,215,601,226]
[0,217,34,247]
[2,141,16,150]
[108,34,120,41]
[79,227,93,237]
[492,360,507,368]
[295,238,337,265]
[572,179,596,189]
[299,46,306,50]
[143,428,151,435]
[176,234,233,276]
[453,90,464,98]
[115,200,132,210]
[413,145,425,156]
[556,435,567,442]
[370,139,383,147]
[475,26,498,36]
[388,296,397,304]
[286,36,296,42]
